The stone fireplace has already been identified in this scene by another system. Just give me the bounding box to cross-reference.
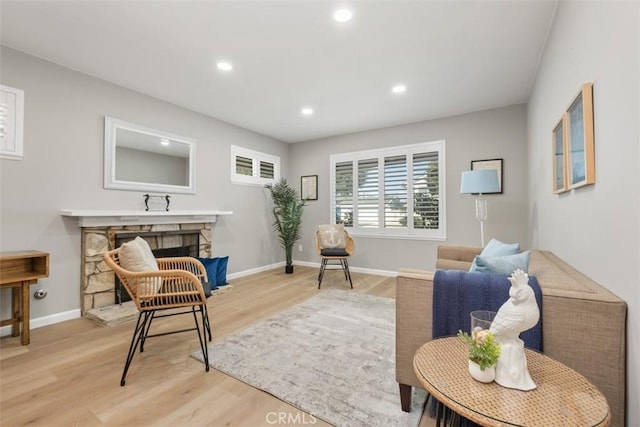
[81,223,211,313]
[60,209,232,325]
[113,228,202,304]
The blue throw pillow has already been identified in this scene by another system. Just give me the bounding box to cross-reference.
[197,256,229,287]
[469,251,531,275]
[215,256,229,286]
[197,257,219,286]
[481,238,520,257]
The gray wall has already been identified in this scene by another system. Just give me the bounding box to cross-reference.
[527,1,639,423]
[290,104,529,272]
[0,47,288,320]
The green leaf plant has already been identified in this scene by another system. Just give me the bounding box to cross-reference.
[457,328,501,371]
[266,178,306,269]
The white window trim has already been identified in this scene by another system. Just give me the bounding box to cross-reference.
[230,145,281,186]
[329,140,446,241]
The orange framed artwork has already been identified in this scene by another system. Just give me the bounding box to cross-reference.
[552,83,595,194]
[552,114,568,194]
[566,83,595,189]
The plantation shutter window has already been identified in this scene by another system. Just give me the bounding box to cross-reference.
[329,140,445,240]
[384,155,407,229]
[231,145,280,186]
[357,158,379,228]
[236,156,253,176]
[334,161,354,226]
[260,161,275,179]
[413,151,439,229]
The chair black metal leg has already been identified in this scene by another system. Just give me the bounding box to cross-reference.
[340,259,348,280]
[203,304,212,342]
[344,259,353,288]
[140,310,155,353]
[121,311,151,386]
[192,305,210,372]
[318,259,327,289]
[200,306,211,371]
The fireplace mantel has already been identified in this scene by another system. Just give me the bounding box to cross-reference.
[60,209,233,227]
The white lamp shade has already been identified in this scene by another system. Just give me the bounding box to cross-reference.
[460,169,500,194]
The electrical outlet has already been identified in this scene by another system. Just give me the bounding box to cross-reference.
[298,244,303,252]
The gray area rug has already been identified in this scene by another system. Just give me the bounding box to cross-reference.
[192,289,427,427]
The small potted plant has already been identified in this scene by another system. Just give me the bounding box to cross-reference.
[457,327,501,383]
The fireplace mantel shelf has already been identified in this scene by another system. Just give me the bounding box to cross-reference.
[60,209,233,227]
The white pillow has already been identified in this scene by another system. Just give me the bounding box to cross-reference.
[317,224,347,249]
[119,237,161,295]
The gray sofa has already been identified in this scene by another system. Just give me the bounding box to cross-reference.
[396,245,627,426]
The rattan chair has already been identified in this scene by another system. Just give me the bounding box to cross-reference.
[104,248,212,386]
[315,228,355,289]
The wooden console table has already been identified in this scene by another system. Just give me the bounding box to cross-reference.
[414,337,610,426]
[0,251,49,345]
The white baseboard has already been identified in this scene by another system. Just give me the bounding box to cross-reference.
[1,261,394,335]
[293,260,397,277]
[226,261,285,280]
[0,308,81,337]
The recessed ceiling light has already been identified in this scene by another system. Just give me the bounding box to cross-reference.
[160,138,170,146]
[333,9,353,23]
[301,107,314,116]
[216,61,233,71]
[392,84,407,94]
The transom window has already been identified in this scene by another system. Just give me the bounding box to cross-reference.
[231,145,280,186]
[330,140,446,240]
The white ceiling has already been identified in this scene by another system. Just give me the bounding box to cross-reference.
[0,1,557,143]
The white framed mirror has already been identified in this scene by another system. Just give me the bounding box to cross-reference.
[104,117,196,194]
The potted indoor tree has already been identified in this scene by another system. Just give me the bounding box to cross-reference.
[266,178,305,274]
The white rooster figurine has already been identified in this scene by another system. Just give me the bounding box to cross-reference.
[489,269,540,390]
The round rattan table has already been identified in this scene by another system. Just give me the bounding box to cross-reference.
[413,337,610,426]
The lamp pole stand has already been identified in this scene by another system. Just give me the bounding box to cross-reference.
[475,194,488,247]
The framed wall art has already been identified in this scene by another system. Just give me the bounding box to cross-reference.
[0,85,25,160]
[301,175,318,200]
[471,158,503,194]
[566,83,595,189]
[552,114,569,194]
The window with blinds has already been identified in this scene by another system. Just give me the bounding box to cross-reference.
[329,140,446,239]
[260,161,275,179]
[335,161,354,226]
[357,158,379,228]
[236,156,253,176]
[231,145,280,186]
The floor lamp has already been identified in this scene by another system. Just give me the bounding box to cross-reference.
[460,169,500,247]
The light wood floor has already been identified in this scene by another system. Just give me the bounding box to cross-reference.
[0,266,434,426]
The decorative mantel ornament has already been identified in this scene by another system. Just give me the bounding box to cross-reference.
[144,194,171,211]
[490,269,540,390]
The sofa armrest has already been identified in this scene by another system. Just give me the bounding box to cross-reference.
[395,269,434,389]
[435,245,481,271]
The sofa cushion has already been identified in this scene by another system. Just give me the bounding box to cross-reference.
[481,238,520,256]
[320,248,350,257]
[470,251,531,275]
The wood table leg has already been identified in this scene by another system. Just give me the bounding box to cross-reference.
[20,281,30,345]
[11,286,20,337]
